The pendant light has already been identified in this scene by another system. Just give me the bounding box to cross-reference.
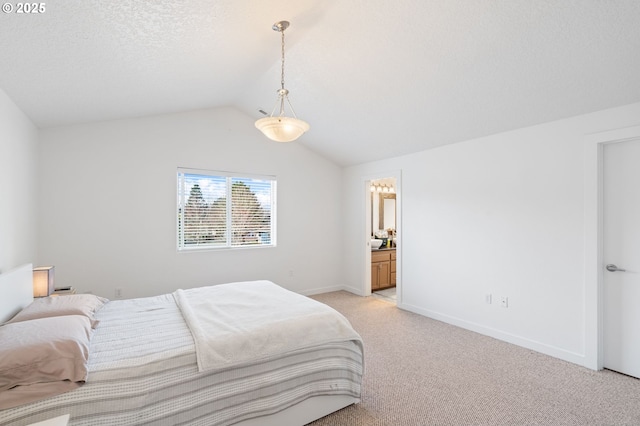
[255,21,310,143]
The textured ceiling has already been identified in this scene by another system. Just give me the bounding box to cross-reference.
[1,0,640,166]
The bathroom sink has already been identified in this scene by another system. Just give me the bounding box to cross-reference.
[371,239,383,249]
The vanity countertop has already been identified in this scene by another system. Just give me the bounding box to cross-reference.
[372,247,396,252]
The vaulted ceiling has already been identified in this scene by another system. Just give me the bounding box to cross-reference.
[2,1,640,166]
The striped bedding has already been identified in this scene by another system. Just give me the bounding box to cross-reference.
[0,291,363,426]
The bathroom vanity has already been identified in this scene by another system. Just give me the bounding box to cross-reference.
[371,248,396,291]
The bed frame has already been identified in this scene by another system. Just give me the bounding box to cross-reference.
[235,395,356,426]
[0,263,357,425]
[0,263,33,323]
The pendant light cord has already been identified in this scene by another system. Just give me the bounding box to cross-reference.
[280,28,286,90]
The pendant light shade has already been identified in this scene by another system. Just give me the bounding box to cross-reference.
[255,115,310,143]
[255,21,309,143]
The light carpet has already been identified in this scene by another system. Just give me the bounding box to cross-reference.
[308,291,640,426]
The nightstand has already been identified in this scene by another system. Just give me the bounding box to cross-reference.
[51,287,76,296]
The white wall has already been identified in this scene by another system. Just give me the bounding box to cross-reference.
[0,89,38,272]
[342,102,640,368]
[38,107,343,299]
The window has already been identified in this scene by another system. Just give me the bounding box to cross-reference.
[177,168,276,251]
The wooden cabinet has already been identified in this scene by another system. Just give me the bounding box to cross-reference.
[371,249,396,290]
[391,250,396,286]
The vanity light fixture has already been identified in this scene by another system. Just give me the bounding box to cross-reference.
[371,183,395,193]
[255,21,310,143]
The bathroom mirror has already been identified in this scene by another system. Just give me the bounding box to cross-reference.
[379,193,396,230]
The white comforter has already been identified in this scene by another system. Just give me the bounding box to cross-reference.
[173,280,363,372]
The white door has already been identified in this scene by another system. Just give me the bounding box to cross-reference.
[603,138,640,378]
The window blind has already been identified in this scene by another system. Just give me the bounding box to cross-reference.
[177,169,276,251]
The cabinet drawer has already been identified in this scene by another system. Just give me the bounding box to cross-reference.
[372,251,391,262]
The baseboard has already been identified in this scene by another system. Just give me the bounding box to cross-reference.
[302,284,353,296]
[398,302,590,369]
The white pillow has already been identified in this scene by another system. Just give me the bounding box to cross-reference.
[0,315,93,409]
[8,293,108,328]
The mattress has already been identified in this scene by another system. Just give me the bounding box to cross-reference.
[0,292,363,425]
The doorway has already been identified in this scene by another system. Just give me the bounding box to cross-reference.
[584,125,640,374]
[365,173,401,305]
[603,137,640,378]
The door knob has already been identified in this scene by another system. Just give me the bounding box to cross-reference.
[606,264,626,272]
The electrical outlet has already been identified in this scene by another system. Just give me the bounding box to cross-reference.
[485,294,492,304]
[115,288,123,299]
[500,296,508,308]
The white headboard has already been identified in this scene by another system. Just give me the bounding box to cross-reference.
[0,263,33,323]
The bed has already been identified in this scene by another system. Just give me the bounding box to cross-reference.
[0,264,364,426]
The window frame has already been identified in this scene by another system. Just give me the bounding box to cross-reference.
[176,167,277,252]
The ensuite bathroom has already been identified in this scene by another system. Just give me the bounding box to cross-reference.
[370,177,397,303]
